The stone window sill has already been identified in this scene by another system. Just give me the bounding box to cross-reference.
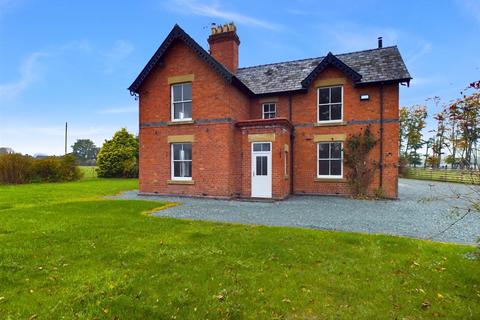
[314,121,347,127]
[167,120,195,126]
[167,180,195,185]
[314,178,347,183]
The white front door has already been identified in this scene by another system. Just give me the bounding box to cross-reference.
[251,142,272,198]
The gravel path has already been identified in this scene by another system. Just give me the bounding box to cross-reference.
[113,179,480,245]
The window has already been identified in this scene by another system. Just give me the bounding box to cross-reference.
[171,143,192,180]
[317,142,343,178]
[262,103,276,119]
[171,83,192,121]
[255,156,268,176]
[252,143,271,152]
[317,86,342,122]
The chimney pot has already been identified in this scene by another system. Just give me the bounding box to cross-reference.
[378,36,383,48]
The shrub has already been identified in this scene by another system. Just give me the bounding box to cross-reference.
[31,154,81,182]
[0,154,81,184]
[97,128,139,178]
[0,154,33,184]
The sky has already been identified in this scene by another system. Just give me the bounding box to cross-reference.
[0,0,479,155]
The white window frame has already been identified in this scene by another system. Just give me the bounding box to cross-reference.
[171,143,192,181]
[262,103,276,119]
[317,86,343,123]
[317,142,343,179]
[171,83,192,122]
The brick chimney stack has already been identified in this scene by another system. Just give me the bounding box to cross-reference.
[208,22,240,73]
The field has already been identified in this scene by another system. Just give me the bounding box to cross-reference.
[0,178,479,319]
[403,167,480,184]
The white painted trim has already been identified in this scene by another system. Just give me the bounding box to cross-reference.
[171,83,193,122]
[251,142,272,198]
[262,102,277,119]
[316,142,343,179]
[171,143,192,181]
[317,86,343,123]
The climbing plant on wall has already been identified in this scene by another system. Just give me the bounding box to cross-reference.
[344,126,378,197]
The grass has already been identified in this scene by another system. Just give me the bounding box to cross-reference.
[404,167,480,185]
[0,179,479,319]
[79,166,98,179]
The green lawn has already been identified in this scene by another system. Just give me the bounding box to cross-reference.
[0,179,479,319]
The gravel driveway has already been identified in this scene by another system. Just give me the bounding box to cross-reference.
[114,179,480,245]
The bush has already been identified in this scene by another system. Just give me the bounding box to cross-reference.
[0,154,81,184]
[31,154,81,182]
[97,128,139,178]
[0,154,33,184]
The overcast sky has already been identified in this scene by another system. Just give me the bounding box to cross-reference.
[1,0,479,155]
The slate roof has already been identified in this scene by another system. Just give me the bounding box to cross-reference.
[129,25,411,96]
[236,46,411,95]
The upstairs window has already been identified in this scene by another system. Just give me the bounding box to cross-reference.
[171,83,192,121]
[317,86,342,122]
[317,142,343,178]
[262,103,276,119]
[171,143,192,180]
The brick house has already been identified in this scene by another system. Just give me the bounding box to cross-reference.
[129,23,411,200]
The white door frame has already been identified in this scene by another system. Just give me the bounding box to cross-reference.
[251,142,272,198]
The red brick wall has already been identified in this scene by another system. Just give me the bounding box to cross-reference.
[138,40,248,198]
[290,67,399,198]
[138,40,400,199]
[249,96,291,119]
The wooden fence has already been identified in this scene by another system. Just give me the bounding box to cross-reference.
[403,168,480,184]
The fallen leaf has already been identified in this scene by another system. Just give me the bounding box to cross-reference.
[437,293,444,299]
[421,300,430,310]
[216,294,224,301]
[282,298,291,303]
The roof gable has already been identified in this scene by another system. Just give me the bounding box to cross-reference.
[301,52,362,88]
[128,25,247,94]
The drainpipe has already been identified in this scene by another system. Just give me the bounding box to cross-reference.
[289,94,294,194]
[379,83,384,189]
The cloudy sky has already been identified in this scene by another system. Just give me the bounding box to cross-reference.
[1,0,479,155]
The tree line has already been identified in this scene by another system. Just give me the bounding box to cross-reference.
[400,80,480,169]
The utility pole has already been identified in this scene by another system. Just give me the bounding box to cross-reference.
[64,122,68,155]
